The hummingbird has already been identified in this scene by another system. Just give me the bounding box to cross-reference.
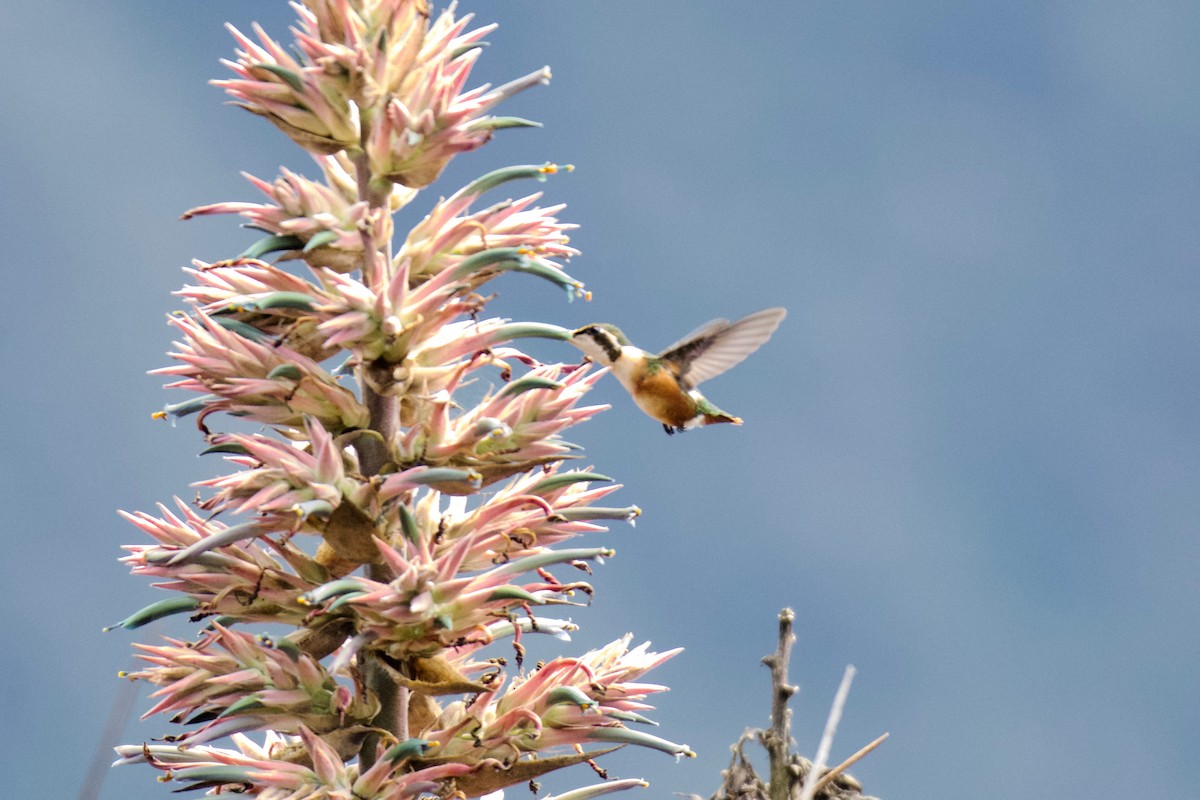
[569,307,787,434]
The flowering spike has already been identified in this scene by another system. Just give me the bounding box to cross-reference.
[117,4,696,797]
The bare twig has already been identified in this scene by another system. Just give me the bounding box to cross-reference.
[797,665,856,800]
[711,611,884,800]
[811,733,890,796]
[761,608,797,800]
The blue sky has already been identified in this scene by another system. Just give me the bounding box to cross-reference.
[1,2,1198,799]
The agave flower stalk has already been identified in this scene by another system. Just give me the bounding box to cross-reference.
[112,2,690,799]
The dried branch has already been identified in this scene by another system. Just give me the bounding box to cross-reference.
[710,609,884,800]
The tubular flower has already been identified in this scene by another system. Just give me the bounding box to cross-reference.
[114,726,479,800]
[299,543,611,663]
[396,362,608,483]
[196,418,362,517]
[396,464,639,574]
[422,636,689,762]
[122,625,378,749]
[315,255,580,382]
[174,258,341,362]
[155,309,369,433]
[116,500,321,627]
[295,0,432,110]
[366,7,550,188]
[183,156,411,273]
[215,20,359,154]
[399,163,579,286]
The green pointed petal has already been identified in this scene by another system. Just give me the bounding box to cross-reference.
[449,247,531,280]
[161,395,217,419]
[166,521,267,565]
[200,442,251,456]
[237,291,319,312]
[467,116,543,131]
[493,547,614,577]
[144,550,238,569]
[450,39,489,59]
[461,163,561,197]
[384,738,438,762]
[302,230,340,252]
[218,694,265,718]
[327,591,369,611]
[499,376,564,398]
[405,467,483,487]
[104,596,201,632]
[398,504,421,543]
[449,249,585,298]
[531,472,612,493]
[298,578,367,607]
[253,62,304,92]
[511,259,586,296]
[587,727,694,757]
[547,779,650,800]
[241,234,304,259]
[266,364,303,381]
[546,686,595,709]
[489,585,545,604]
[488,322,572,343]
[173,765,257,786]
[258,634,302,662]
[606,710,658,726]
[212,317,269,342]
[553,506,641,523]
[289,499,334,519]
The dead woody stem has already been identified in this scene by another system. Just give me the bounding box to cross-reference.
[711,609,882,800]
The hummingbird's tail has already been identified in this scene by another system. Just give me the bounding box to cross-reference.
[690,395,743,428]
[700,411,743,427]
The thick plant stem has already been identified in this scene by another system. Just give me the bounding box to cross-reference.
[762,608,797,800]
[352,137,409,766]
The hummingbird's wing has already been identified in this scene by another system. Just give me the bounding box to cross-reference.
[659,307,787,388]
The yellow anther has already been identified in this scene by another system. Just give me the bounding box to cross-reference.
[151,410,168,420]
